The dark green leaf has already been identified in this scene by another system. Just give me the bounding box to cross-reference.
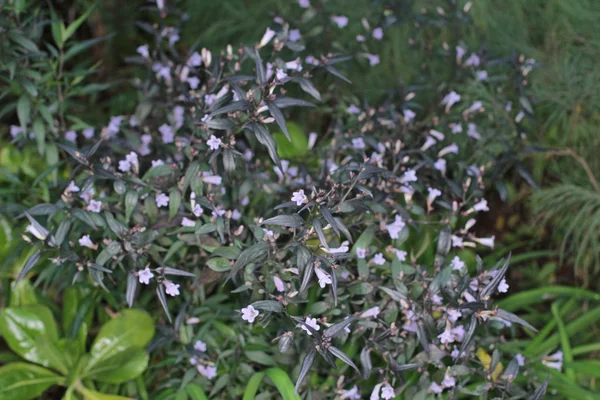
[328,346,359,372]
[295,348,316,392]
[261,214,304,228]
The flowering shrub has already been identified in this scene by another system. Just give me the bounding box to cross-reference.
[2,1,555,399]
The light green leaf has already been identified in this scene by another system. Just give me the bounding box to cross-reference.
[86,347,149,384]
[0,305,59,368]
[0,362,63,400]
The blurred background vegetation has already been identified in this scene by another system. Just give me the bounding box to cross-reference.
[1,0,599,398]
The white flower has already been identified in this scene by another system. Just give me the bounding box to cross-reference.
[181,217,196,227]
[429,382,443,394]
[465,218,476,231]
[441,91,461,112]
[466,101,483,115]
[24,224,47,240]
[314,267,332,288]
[194,340,207,352]
[275,68,288,81]
[137,44,149,58]
[356,247,367,259]
[259,27,276,48]
[361,306,380,319]
[401,169,417,183]
[155,192,169,208]
[473,199,489,212]
[473,235,495,248]
[403,109,416,122]
[322,241,350,254]
[427,187,442,206]
[515,110,525,123]
[394,249,407,262]
[202,174,222,185]
[451,235,464,248]
[516,353,525,366]
[370,383,383,400]
[65,131,77,143]
[430,129,445,141]
[352,137,366,149]
[456,45,466,62]
[340,385,361,400]
[381,384,395,400]
[464,53,480,67]
[372,27,384,40]
[263,229,274,238]
[434,158,447,174]
[450,256,465,271]
[82,127,95,139]
[212,208,226,218]
[206,135,221,151]
[371,253,386,265]
[332,15,348,28]
[438,143,459,157]
[152,159,164,168]
[87,200,102,213]
[421,136,437,151]
[299,317,320,335]
[542,350,563,371]
[498,278,509,293]
[447,309,462,323]
[289,29,301,42]
[347,104,361,114]
[78,235,97,249]
[241,305,259,323]
[197,365,217,379]
[366,54,380,67]
[442,372,456,388]
[291,189,307,206]
[188,52,202,67]
[274,276,285,292]
[285,59,302,71]
[138,267,154,285]
[386,215,406,239]
[164,281,180,296]
[159,124,174,143]
[438,326,455,344]
[467,123,481,139]
[66,181,80,193]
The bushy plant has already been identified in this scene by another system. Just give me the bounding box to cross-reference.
[1,1,563,399]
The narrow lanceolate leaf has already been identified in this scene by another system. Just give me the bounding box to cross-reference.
[255,48,266,85]
[436,226,452,256]
[250,300,284,313]
[502,357,519,385]
[272,97,316,109]
[86,138,104,158]
[266,101,289,141]
[459,315,478,358]
[156,285,172,323]
[126,273,137,308]
[297,78,321,101]
[227,242,270,281]
[260,214,304,228]
[209,100,250,117]
[325,65,351,84]
[360,346,372,379]
[295,348,316,392]
[56,143,89,165]
[481,253,511,299]
[328,346,359,372]
[312,218,329,249]
[15,251,41,286]
[319,206,339,236]
[299,260,314,295]
[203,118,236,130]
[496,309,537,332]
[527,376,549,400]
[379,286,407,302]
[161,267,196,278]
[392,363,421,372]
[324,316,355,338]
[250,122,282,170]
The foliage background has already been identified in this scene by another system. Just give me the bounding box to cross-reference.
[1,0,599,399]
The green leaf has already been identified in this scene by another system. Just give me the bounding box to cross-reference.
[86,347,149,384]
[185,384,208,400]
[63,6,94,43]
[75,385,132,400]
[260,214,304,228]
[264,368,300,400]
[125,190,139,223]
[9,280,37,307]
[272,122,308,158]
[17,95,30,130]
[33,119,45,155]
[82,309,154,379]
[0,362,63,400]
[243,372,265,400]
[0,305,59,368]
[169,189,181,220]
[207,257,232,272]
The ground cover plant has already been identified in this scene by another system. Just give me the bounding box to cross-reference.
[1,0,599,399]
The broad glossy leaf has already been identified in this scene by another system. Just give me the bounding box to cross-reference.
[0,305,59,368]
[0,362,63,400]
[82,309,154,378]
[76,385,132,400]
[86,347,149,383]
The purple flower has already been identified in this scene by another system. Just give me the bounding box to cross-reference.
[164,281,180,296]
[298,317,320,335]
[361,306,380,318]
[291,189,307,206]
[65,130,77,143]
[188,52,202,67]
[155,192,169,208]
[187,76,200,89]
[206,135,221,150]
[137,45,149,58]
[356,248,367,259]
[366,53,380,67]
[138,267,154,285]
[159,124,174,144]
[289,29,301,42]
[83,127,95,139]
[346,104,361,114]
[259,27,276,48]
[314,267,332,288]
[352,137,366,149]
[332,15,348,28]
[356,34,365,42]
[78,235,96,249]
[372,27,384,40]
[371,253,386,265]
[197,365,217,379]
[403,109,416,122]
[181,217,195,227]
[194,340,207,352]
[87,200,102,213]
[298,0,310,8]
[385,215,406,239]
[241,305,259,323]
